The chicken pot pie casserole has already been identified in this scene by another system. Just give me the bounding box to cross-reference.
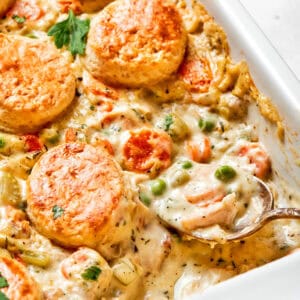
[0,0,298,299]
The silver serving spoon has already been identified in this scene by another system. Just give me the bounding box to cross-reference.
[170,177,300,243]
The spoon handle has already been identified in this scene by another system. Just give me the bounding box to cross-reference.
[262,208,300,223]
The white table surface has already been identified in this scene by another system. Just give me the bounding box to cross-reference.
[240,0,300,81]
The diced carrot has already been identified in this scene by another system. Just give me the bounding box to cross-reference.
[178,56,213,92]
[182,193,238,230]
[186,188,225,207]
[64,128,77,143]
[98,101,113,113]
[92,138,114,155]
[23,134,43,152]
[186,136,211,163]
[101,111,137,131]
[238,143,271,179]
[123,128,172,176]
[7,0,43,21]
[82,71,119,100]
[57,0,83,14]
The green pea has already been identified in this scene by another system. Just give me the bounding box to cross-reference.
[181,161,193,169]
[215,165,236,182]
[46,134,60,145]
[170,170,190,187]
[139,192,151,207]
[198,118,215,132]
[150,179,167,196]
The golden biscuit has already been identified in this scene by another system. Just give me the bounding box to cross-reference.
[0,257,42,300]
[84,0,187,87]
[0,0,15,17]
[81,0,114,12]
[27,143,131,250]
[0,34,75,133]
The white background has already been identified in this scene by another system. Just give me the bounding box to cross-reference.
[240,0,300,81]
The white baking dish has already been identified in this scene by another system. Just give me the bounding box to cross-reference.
[189,0,300,299]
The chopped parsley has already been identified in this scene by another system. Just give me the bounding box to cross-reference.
[0,274,8,289]
[48,10,90,55]
[164,114,173,131]
[0,274,8,300]
[12,15,26,24]
[52,205,64,220]
[0,291,9,300]
[81,265,101,281]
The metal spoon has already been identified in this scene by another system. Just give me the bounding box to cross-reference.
[171,177,300,243]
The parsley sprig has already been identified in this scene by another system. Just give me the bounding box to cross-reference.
[52,205,64,220]
[12,15,26,24]
[0,275,8,289]
[48,10,90,55]
[0,291,9,300]
[164,114,174,131]
[81,265,102,281]
[0,273,9,300]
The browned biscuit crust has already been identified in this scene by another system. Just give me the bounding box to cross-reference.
[0,34,75,133]
[84,0,187,87]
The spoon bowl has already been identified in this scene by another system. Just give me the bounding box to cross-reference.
[167,177,300,243]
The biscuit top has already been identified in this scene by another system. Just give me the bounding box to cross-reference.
[0,34,73,112]
[91,0,184,61]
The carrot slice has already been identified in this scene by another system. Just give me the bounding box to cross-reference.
[23,134,42,152]
[123,128,172,175]
[238,143,271,179]
[58,0,83,14]
[179,56,213,92]
[186,136,211,163]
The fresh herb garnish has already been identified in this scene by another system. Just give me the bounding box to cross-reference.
[52,205,64,220]
[0,274,8,289]
[0,291,9,300]
[81,265,101,281]
[12,15,26,24]
[48,10,90,55]
[164,114,173,131]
